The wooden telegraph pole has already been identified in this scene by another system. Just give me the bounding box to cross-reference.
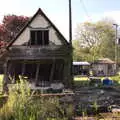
[69,0,73,87]
[113,24,118,73]
[69,0,72,45]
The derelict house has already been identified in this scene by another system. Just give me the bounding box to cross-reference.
[0,8,72,89]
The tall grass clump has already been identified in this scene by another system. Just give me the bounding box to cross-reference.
[0,75,4,93]
[0,77,73,120]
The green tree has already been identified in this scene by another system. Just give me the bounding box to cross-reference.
[73,40,93,61]
[73,19,117,62]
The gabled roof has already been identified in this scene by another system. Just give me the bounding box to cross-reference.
[6,8,70,49]
[94,58,115,64]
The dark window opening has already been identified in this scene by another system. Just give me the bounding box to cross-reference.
[73,65,89,76]
[31,31,35,45]
[25,64,37,78]
[30,30,49,45]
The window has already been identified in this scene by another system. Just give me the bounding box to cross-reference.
[30,30,49,45]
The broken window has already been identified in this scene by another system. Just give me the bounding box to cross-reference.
[30,30,49,45]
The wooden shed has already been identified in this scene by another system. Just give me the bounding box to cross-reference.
[92,58,116,76]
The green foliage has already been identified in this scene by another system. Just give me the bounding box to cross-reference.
[73,19,119,62]
[0,75,4,93]
[93,100,98,114]
[110,75,120,85]
[0,78,73,120]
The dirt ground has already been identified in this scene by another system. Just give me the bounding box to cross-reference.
[74,86,120,116]
[74,113,120,120]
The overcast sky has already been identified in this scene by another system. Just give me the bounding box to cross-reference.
[0,0,120,39]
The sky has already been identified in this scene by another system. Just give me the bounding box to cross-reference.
[0,0,120,40]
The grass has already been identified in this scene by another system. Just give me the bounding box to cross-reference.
[74,76,89,81]
[0,75,4,93]
[0,74,120,89]
[0,78,73,120]
[74,75,120,81]
[74,75,120,87]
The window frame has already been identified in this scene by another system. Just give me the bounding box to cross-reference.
[30,29,49,46]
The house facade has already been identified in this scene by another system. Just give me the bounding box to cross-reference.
[1,8,72,89]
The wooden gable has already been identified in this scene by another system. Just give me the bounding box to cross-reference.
[7,8,69,47]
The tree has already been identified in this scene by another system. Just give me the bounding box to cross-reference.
[74,19,116,62]
[75,22,99,49]
[0,24,8,47]
[0,15,29,44]
[2,15,29,42]
[73,40,90,61]
[73,40,93,61]
[0,24,5,41]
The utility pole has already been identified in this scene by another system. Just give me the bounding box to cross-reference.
[69,0,72,45]
[69,0,73,87]
[113,24,118,73]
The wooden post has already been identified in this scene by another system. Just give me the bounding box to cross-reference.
[7,62,13,83]
[113,24,118,73]
[3,61,9,93]
[22,63,26,76]
[35,63,40,86]
[49,59,55,83]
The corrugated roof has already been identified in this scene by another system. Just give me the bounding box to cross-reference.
[73,61,90,65]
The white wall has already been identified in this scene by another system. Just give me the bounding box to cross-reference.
[13,14,63,45]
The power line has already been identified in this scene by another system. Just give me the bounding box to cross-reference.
[79,0,92,21]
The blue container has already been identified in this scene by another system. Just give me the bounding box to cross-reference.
[103,78,113,86]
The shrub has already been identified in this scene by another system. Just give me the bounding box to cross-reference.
[0,78,73,120]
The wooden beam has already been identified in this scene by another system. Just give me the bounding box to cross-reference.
[22,63,26,76]
[3,61,9,92]
[35,63,40,85]
[49,59,55,82]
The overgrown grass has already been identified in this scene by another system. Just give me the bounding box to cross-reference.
[0,78,73,120]
[0,75,3,93]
